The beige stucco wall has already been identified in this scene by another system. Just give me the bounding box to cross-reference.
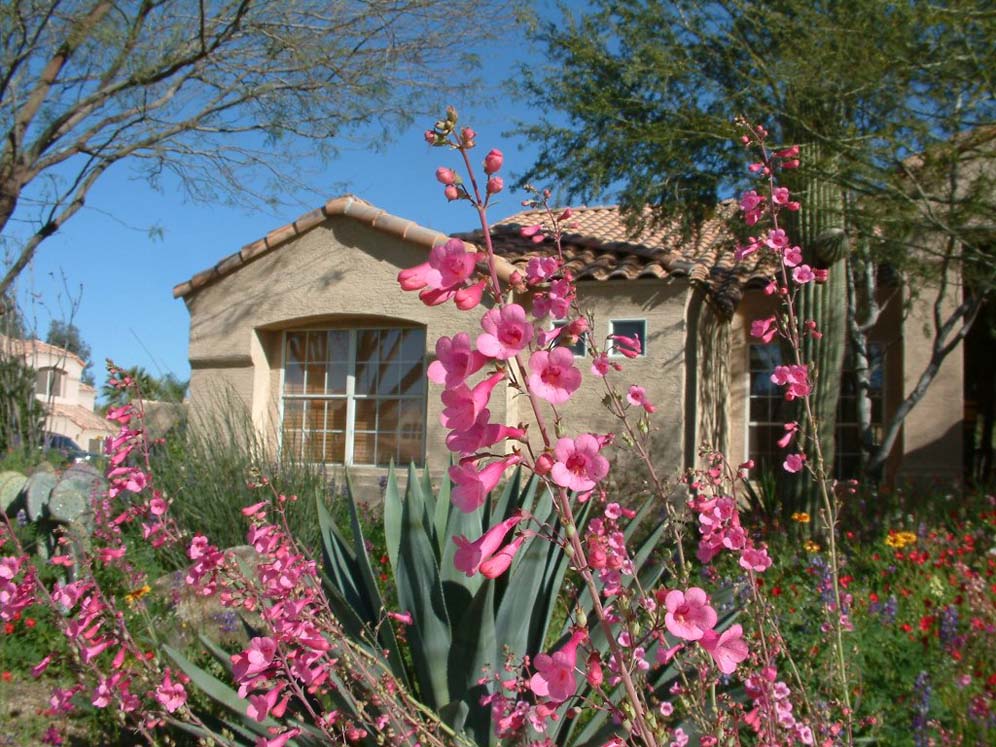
[183,216,510,491]
[896,277,964,485]
[511,279,690,479]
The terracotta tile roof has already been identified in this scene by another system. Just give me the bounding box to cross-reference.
[0,335,86,367]
[172,195,517,299]
[465,202,777,315]
[49,403,116,435]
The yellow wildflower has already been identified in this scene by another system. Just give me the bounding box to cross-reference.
[124,584,151,607]
[791,512,811,523]
[803,540,821,553]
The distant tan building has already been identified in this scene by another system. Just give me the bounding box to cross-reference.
[173,196,964,490]
[1,336,115,453]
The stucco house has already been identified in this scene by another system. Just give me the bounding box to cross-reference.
[1,335,116,452]
[172,195,964,490]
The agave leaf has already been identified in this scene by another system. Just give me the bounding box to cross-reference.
[316,493,372,621]
[406,462,435,548]
[448,580,497,745]
[343,473,410,687]
[439,498,484,610]
[490,466,523,524]
[393,468,452,709]
[438,700,470,735]
[383,463,403,571]
[432,459,453,557]
[494,484,557,663]
[163,644,274,736]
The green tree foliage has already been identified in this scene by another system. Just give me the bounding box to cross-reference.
[0,0,510,297]
[100,365,187,407]
[45,320,93,385]
[0,347,44,452]
[514,0,995,483]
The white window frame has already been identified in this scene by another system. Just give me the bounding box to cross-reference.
[279,327,427,467]
[35,367,64,398]
[608,319,647,357]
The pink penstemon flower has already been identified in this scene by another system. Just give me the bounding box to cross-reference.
[477,304,534,360]
[427,332,488,388]
[528,347,582,405]
[664,587,718,641]
[453,512,523,576]
[529,630,587,703]
[449,456,521,513]
[550,434,609,493]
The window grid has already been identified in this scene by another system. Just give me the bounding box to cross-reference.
[281,328,426,467]
[747,343,884,479]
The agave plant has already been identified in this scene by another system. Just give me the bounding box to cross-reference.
[318,464,695,746]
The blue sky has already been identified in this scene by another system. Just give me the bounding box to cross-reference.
[10,23,560,395]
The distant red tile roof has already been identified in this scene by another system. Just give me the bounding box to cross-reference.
[172,194,518,299]
[0,335,86,367]
[468,202,776,315]
[49,403,116,434]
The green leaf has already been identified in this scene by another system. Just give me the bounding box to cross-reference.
[448,581,497,744]
[383,462,403,571]
[394,468,452,708]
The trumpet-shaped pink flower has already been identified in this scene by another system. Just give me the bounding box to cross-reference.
[530,630,586,703]
[231,637,277,682]
[551,434,609,492]
[477,304,533,360]
[440,372,505,432]
[664,587,717,641]
[526,256,559,283]
[428,333,487,388]
[154,670,187,713]
[450,456,520,513]
[750,316,778,343]
[479,535,526,579]
[699,624,749,674]
[770,364,811,400]
[792,264,816,284]
[453,512,523,576]
[528,347,581,404]
[427,239,478,290]
[740,190,765,225]
[445,410,524,456]
[626,385,656,413]
[783,452,806,473]
[610,333,641,358]
[533,278,574,319]
[455,280,486,310]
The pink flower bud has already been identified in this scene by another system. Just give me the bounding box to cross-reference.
[558,208,573,220]
[461,127,477,147]
[484,148,504,174]
[509,270,523,286]
[454,280,486,310]
[486,176,504,194]
[444,184,459,201]
[424,130,436,144]
[782,159,800,169]
[435,167,457,185]
[534,453,554,476]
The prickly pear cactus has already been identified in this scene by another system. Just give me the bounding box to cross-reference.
[0,470,27,514]
[25,471,57,521]
[49,463,102,524]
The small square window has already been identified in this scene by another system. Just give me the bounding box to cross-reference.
[552,320,587,357]
[609,320,646,357]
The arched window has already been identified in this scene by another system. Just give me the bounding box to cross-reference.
[281,327,426,466]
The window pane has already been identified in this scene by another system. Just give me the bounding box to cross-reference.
[379,329,401,361]
[355,400,377,431]
[378,400,399,430]
[353,431,375,464]
[283,400,305,430]
[306,401,325,431]
[398,431,423,464]
[327,399,347,431]
[327,363,347,395]
[399,329,425,361]
[379,362,401,395]
[376,431,398,466]
[286,333,306,366]
[306,331,327,363]
[327,331,349,362]
[304,433,324,463]
[305,363,326,394]
[400,360,425,395]
[324,432,345,463]
[284,364,304,394]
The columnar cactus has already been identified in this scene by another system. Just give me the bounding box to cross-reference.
[779,144,849,525]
